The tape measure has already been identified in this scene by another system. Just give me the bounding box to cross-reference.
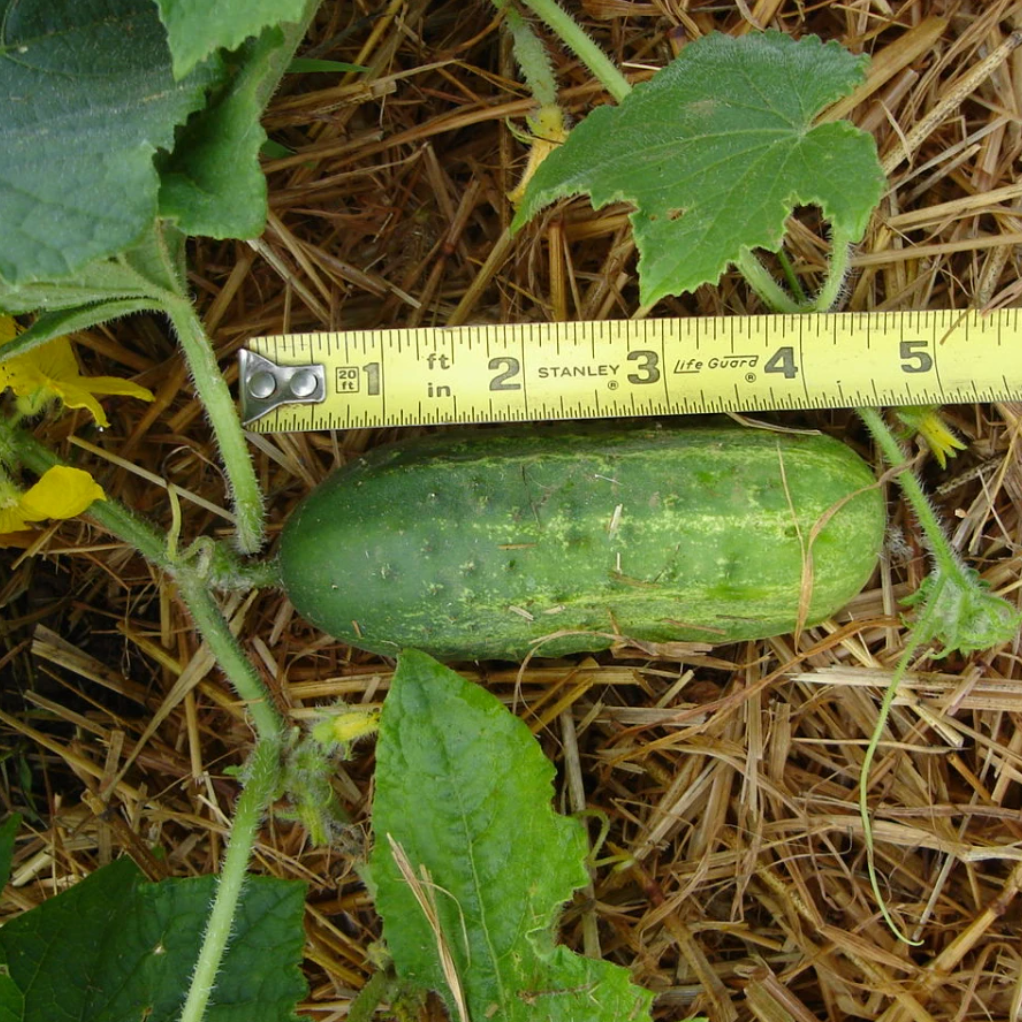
[238,308,1020,432]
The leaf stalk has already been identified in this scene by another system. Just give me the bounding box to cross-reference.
[808,224,853,313]
[857,407,960,578]
[0,424,277,590]
[856,405,1019,940]
[514,0,632,102]
[161,293,265,554]
[1,419,284,743]
[735,249,803,314]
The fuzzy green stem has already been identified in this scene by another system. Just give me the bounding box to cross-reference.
[242,556,283,589]
[176,570,283,743]
[808,224,853,313]
[348,970,394,1022]
[505,5,558,108]
[516,0,632,102]
[178,736,283,1022]
[737,225,855,315]
[775,249,808,305]
[0,421,174,569]
[161,295,265,554]
[2,418,284,740]
[855,406,1020,941]
[735,249,803,314]
[857,407,959,575]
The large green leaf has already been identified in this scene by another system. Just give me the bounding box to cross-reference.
[0,857,308,1022]
[153,0,311,79]
[0,0,222,287]
[514,31,886,306]
[370,649,653,1022]
[158,21,304,240]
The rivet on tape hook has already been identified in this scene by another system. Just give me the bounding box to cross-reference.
[239,349,326,424]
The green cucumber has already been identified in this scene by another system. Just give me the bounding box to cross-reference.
[279,423,885,660]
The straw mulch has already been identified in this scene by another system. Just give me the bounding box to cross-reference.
[3,1,1022,1019]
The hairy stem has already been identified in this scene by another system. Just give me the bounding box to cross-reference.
[516,0,632,102]
[855,406,1020,940]
[1,422,174,570]
[162,295,265,554]
[809,223,853,313]
[505,5,558,108]
[177,736,283,1022]
[176,570,284,743]
[775,249,808,305]
[735,249,802,314]
[0,424,277,589]
[857,407,959,575]
[3,419,284,741]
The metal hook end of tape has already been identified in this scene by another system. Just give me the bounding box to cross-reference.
[239,349,327,425]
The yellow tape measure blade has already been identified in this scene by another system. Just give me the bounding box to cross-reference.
[239,309,1020,432]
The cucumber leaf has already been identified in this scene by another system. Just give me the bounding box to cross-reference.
[153,0,312,79]
[158,4,320,240]
[0,959,22,1022]
[513,31,886,306]
[0,857,308,1022]
[158,27,287,239]
[0,0,222,287]
[370,649,653,1022]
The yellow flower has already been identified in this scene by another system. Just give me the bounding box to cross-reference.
[0,316,154,428]
[895,405,967,468]
[0,466,106,533]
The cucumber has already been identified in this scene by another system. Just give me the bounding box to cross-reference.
[279,423,884,660]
